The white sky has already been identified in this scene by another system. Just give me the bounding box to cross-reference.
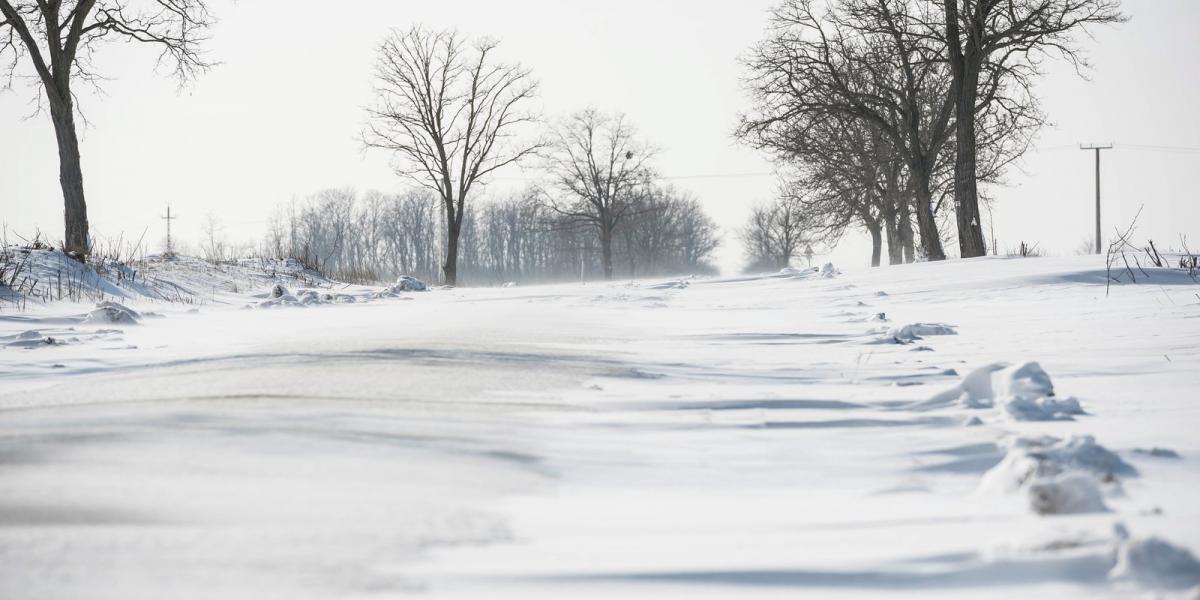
[2,0,1198,273]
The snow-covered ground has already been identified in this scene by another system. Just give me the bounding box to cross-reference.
[1,253,1199,599]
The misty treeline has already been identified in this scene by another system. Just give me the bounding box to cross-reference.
[259,185,719,286]
[736,0,1124,267]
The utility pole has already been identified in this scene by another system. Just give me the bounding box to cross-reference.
[1079,143,1112,254]
[162,204,177,257]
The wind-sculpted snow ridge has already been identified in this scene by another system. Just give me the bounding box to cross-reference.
[84,301,141,325]
[880,322,958,343]
[917,361,1087,421]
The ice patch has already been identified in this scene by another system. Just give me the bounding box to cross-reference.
[84,301,141,325]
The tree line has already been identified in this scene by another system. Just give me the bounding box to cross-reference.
[263,185,719,286]
[735,0,1123,267]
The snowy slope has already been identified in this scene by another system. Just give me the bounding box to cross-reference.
[0,255,1198,599]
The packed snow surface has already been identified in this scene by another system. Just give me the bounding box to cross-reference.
[1,254,1198,599]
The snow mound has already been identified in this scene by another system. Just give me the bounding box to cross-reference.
[819,262,839,278]
[979,435,1136,514]
[887,322,957,342]
[84,301,141,325]
[1111,526,1200,589]
[919,361,1085,420]
[376,276,428,297]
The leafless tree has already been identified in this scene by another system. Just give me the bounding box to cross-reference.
[0,0,214,258]
[741,193,814,271]
[939,0,1126,258]
[363,26,542,286]
[738,0,954,260]
[544,109,655,280]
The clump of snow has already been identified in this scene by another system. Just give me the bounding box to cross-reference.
[270,283,290,298]
[979,435,1137,514]
[1027,474,1108,515]
[394,276,427,291]
[887,322,957,343]
[502,281,518,288]
[17,330,42,340]
[820,262,839,278]
[1110,525,1200,589]
[84,301,141,325]
[375,276,428,297]
[1004,395,1086,421]
[919,361,1086,420]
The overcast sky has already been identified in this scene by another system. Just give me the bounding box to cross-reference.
[2,0,1198,272]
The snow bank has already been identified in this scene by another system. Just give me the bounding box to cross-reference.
[919,361,1086,420]
[979,435,1136,514]
[84,301,141,325]
[777,262,838,279]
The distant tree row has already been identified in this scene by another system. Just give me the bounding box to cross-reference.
[361,27,727,284]
[263,185,719,286]
[736,0,1124,267]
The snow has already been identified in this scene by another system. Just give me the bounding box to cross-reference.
[1,254,1198,599]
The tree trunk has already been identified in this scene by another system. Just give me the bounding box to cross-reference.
[867,220,883,267]
[50,102,90,258]
[443,209,460,286]
[883,209,903,265]
[912,167,946,261]
[951,63,987,258]
[899,202,916,264]
[599,224,614,281]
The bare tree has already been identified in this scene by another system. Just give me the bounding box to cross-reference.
[741,193,814,271]
[940,0,1125,258]
[544,109,655,280]
[364,26,542,286]
[0,0,214,258]
[738,0,955,260]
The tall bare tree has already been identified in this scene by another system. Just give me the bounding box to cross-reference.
[364,26,541,286]
[0,0,213,258]
[940,0,1125,258]
[544,109,654,280]
[738,0,955,260]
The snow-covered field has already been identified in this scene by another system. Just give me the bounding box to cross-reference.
[2,253,1199,599]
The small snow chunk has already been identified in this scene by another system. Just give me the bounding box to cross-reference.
[874,291,888,297]
[647,279,689,290]
[819,262,839,278]
[1133,447,1181,459]
[963,415,984,427]
[85,301,140,325]
[270,283,290,298]
[870,312,888,322]
[17,330,42,340]
[502,281,517,288]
